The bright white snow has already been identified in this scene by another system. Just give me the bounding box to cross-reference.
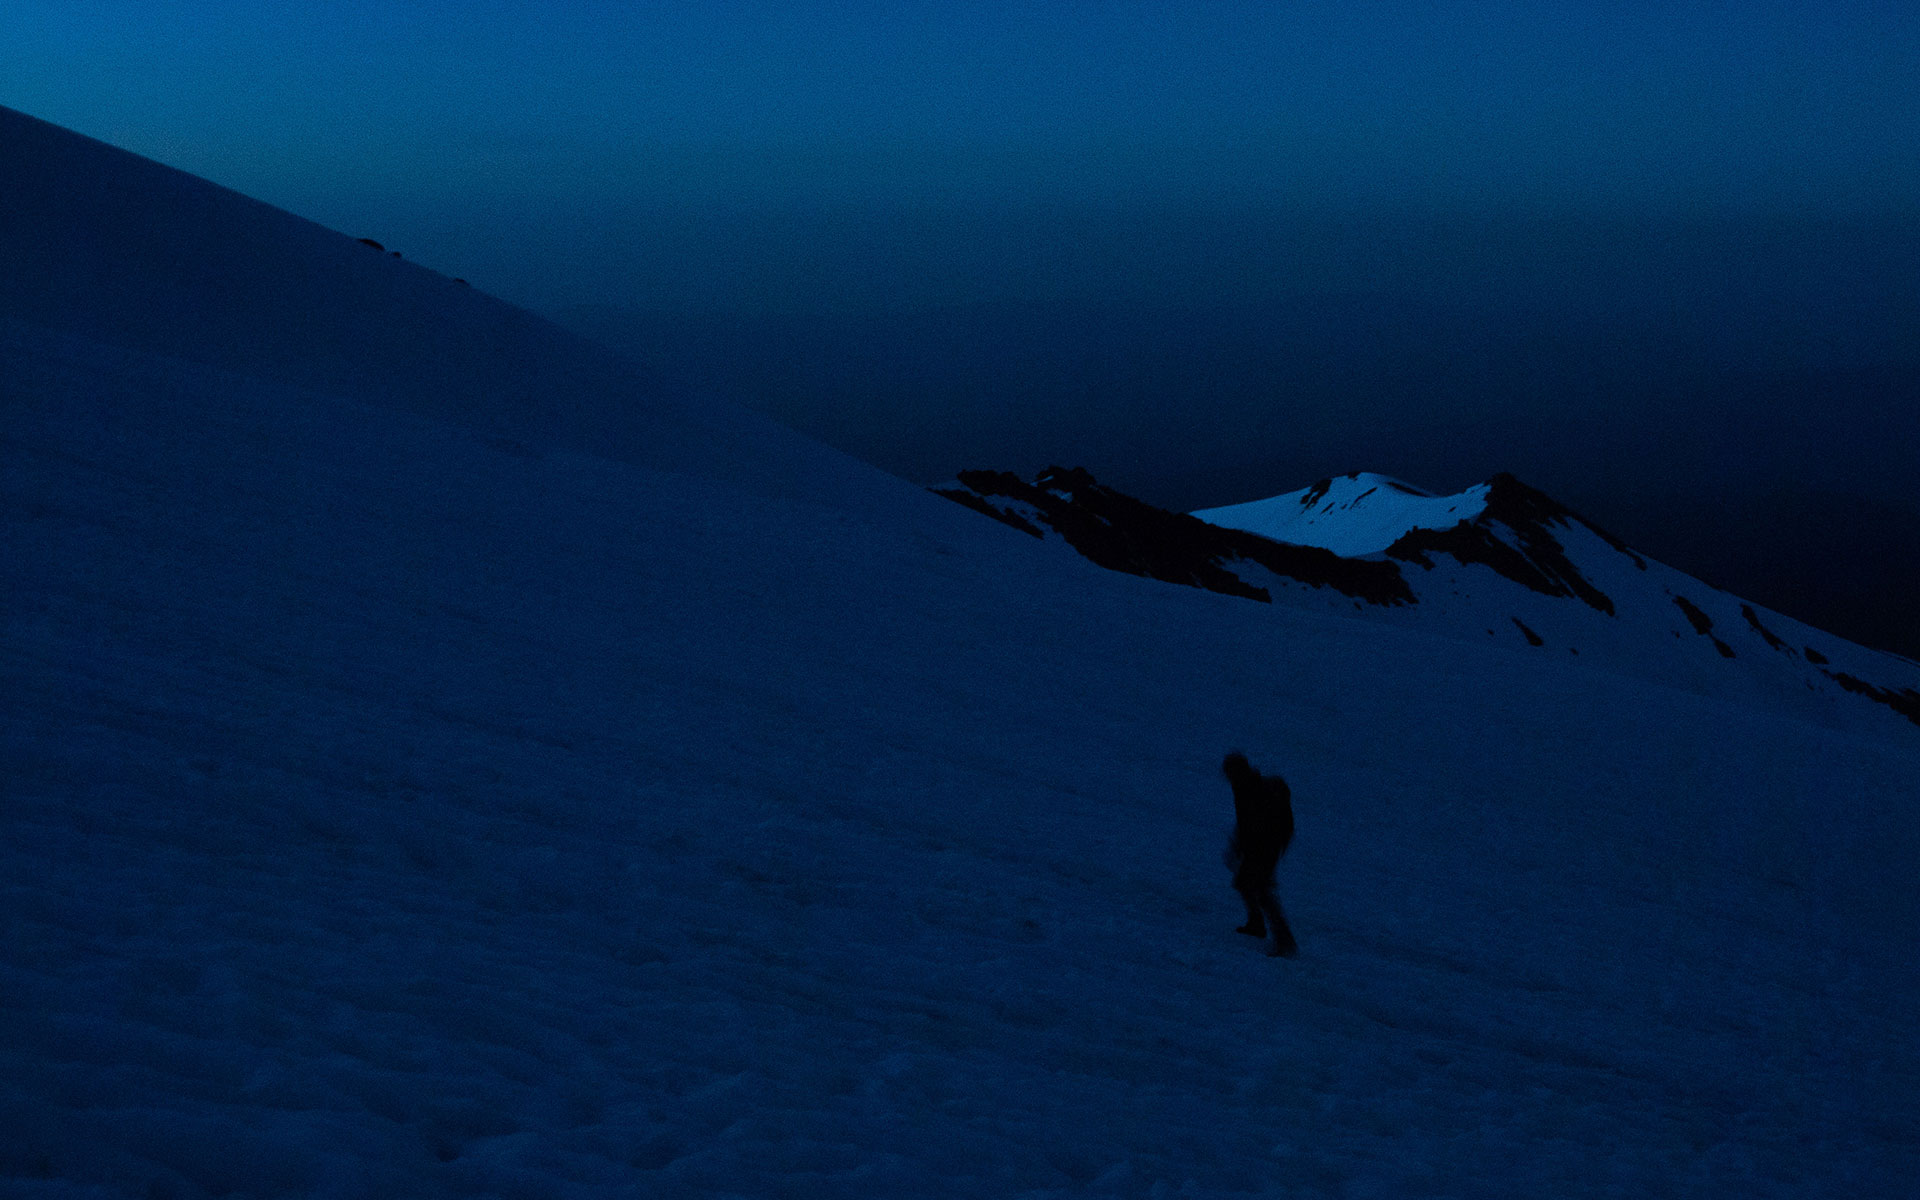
[1193,472,1490,558]
[5,106,1919,1198]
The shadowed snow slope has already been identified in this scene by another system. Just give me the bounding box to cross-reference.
[0,105,906,518]
[5,108,1919,1197]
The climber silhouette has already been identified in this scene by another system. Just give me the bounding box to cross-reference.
[1221,751,1297,957]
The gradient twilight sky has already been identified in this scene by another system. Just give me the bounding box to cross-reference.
[8,1,1918,309]
[9,2,1920,654]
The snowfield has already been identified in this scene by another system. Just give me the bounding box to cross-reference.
[4,105,1918,1197]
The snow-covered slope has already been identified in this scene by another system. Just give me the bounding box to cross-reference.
[940,467,1920,740]
[1210,472,1920,731]
[7,110,1920,1197]
[0,105,908,519]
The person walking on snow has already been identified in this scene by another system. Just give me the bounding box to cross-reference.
[1222,750,1298,957]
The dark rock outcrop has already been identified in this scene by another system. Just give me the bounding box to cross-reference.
[1742,604,1790,652]
[1672,594,1737,658]
[1385,474,1624,615]
[1827,672,1920,728]
[934,467,1415,606]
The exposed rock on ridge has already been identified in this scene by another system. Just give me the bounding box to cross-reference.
[936,465,1920,735]
[1385,473,1636,615]
[933,467,1415,606]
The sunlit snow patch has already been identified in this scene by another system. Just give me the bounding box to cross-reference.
[1193,472,1491,557]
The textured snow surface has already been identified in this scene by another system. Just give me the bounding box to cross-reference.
[1193,473,1490,558]
[5,105,1920,1197]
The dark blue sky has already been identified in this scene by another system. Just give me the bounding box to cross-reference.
[10,1,1917,309]
[11,2,1920,654]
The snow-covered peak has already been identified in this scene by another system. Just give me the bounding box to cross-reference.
[942,465,1920,736]
[1192,472,1490,557]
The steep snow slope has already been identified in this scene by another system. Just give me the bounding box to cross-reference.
[6,112,1920,1197]
[0,104,906,519]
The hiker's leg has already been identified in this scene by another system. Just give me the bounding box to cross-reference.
[1261,889,1297,957]
[1234,884,1267,936]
